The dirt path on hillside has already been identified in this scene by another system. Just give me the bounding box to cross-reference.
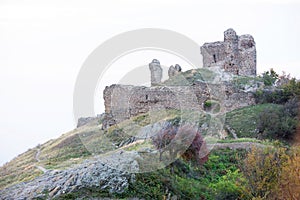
[34,148,47,173]
[208,141,267,151]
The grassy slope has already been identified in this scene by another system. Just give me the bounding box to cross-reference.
[56,148,247,200]
[0,110,185,190]
[0,147,42,190]
[0,126,94,190]
[0,104,279,192]
[0,69,274,195]
[163,68,218,86]
[0,102,277,191]
[225,103,283,138]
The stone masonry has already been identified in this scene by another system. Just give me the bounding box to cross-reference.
[102,29,258,128]
[201,28,256,76]
[102,80,256,129]
[149,59,163,86]
[168,64,182,78]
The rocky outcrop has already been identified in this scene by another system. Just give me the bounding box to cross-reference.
[0,154,138,200]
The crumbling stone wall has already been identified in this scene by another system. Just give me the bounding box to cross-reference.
[201,28,256,76]
[103,81,256,129]
[102,29,258,128]
[168,64,182,78]
[103,84,201,128]
[149,59,163,86]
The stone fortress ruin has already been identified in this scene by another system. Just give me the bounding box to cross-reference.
[201,28,256,76]
[98,29,258,129]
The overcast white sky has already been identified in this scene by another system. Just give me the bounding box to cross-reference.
[0,0,299,165]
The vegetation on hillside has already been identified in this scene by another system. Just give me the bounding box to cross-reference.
[0,68,299,199]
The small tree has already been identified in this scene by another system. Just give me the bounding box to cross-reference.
[242,146,300,199]
[282,78,300,98]
[278,147,300,199]
[241,146,288,199]
[261,68,279,86]
[151,123,208,164]
[276,71,291,87]
[257,102,298,140]
[151,123,177,161]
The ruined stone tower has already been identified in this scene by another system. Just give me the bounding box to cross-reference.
[200,28,256,76]
[102,29,258,129]
[149,59,163,86]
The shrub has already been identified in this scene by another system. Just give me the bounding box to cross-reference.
[204,100,212,108]
[254,89,290,104]
[283,97,299,117]
[181,131,208,164]
[151,123,208,164]
[261,68,279,86]
[203,100,221,113]
[151,123,177,161]
[277,146,300,199]
[241,146,300,199]
[257,100,298,140]
[211,170,246,200]
[281,77,300,98]
[241,146,288,199]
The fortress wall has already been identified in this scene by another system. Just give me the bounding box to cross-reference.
[102,82,256,128]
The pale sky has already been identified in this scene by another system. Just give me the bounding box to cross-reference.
[0,0,299,165]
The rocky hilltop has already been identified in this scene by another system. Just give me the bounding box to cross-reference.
[3,29,295,200]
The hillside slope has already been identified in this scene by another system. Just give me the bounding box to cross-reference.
[0,102,280,199]
[1,69,291,199]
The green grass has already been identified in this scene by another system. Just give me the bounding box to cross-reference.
[0,147,42,190]
[1,102,286,199]
[232,76,263,89]
[163,68,218,86]
[0,127,97,189]
[225,103,283,138]
[54,148,247,200]
[216,137,277,146]
[0,109,199,190]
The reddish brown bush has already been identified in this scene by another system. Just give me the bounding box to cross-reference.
[151,123,208,164]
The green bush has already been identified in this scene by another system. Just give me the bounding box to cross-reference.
[257,100,298,140]
[281,77,300,98]
[261,68,279,86]
[225,104,282,138]
[254,89,290,104]
[211,170,246,200]
[204,100,221,113]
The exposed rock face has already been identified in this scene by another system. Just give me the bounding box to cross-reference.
[201,28,256,76]
[168,64,182,78]
[149,59,163,86]
[0,153,138,200]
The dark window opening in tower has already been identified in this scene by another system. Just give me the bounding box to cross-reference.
[213,54,217,63]
[145,95,148,100]
[230,55,234,61]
